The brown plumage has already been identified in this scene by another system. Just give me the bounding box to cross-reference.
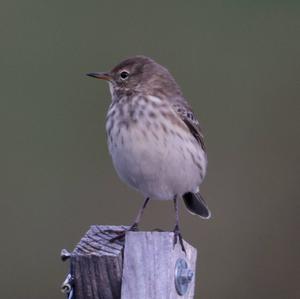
[87,55,211,252]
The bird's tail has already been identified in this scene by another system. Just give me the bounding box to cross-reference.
[182,192,211,219]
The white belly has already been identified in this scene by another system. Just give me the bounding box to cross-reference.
[107,117,207,200]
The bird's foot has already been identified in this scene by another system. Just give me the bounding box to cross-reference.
[109,223,139,243]
[173,225,186,254]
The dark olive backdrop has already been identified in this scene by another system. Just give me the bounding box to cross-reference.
[1,1,299,298]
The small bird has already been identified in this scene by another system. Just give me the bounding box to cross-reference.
[87,56,210,251]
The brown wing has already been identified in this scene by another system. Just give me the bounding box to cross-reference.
[172,102,206,152]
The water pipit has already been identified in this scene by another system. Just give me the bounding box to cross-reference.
[87,56,211,252]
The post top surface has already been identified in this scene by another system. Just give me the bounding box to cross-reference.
[72,225,196,257]
[72,225,129,256]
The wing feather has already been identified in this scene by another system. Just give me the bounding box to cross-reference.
[172,102,206,152]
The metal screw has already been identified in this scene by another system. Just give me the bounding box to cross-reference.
[61,273,74,299]
[175,258,194,296]
[61,249,71,261]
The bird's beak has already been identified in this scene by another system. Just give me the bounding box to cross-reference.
[86,72,112,81]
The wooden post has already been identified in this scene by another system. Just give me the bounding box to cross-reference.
[61,225,197,299]
[121,231,197,299]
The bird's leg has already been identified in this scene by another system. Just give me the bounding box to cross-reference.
[173,195,186,253]
[129,197,150,231]
[109,197,150,243]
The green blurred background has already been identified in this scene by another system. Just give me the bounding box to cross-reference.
[1,1,299,298]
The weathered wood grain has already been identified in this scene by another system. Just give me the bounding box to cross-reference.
[67,226,197,299]
[70,225,128,299]
[121,231,197,299]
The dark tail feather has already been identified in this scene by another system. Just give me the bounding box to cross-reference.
[183,192,211,219]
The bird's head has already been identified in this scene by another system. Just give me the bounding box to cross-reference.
[87,55,182,99]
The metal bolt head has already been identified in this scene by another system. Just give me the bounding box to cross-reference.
[61,249,71,261]
[187,269,194,282]
[175,258,194,296]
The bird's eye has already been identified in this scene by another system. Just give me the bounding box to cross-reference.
[120,71,129,80]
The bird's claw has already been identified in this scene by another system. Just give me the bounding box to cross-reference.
[109,223,139,243]
[173,226,186,254]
